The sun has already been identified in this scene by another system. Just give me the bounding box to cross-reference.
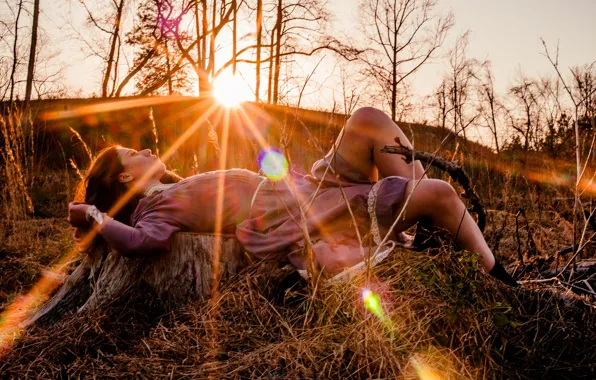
[212,71,254,107]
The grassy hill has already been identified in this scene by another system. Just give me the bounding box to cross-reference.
[0,98,594,378]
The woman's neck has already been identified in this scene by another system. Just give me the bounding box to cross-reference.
[130,178,163,196]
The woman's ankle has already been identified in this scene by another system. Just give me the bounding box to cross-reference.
[488,259,519,287]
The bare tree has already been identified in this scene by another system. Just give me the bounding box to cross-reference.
[542,40,596,278]
[358,0,453,120]
[24,0,39,110]
[103,0,125,97]
[507,72,540,157]
[271,0,282,103]
[0,0,66,105]
[265,0,360,105]
[171,0,238,97]
[570,63,596,136]
[536,75,565,158]
[75,0,127,97]
[477,63,504,155]
[69,0,356,101]
[5,0,24,103]
[338,63,361,115]
[443,32,480,141]
[232,0,237,74]
[255,0,263,101]
[434,79,448,130]
[124,0,192,96]
[266,0,278,103]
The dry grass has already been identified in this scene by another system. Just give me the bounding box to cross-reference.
[0,110,34,220]
[1,104,595,378]
[0,218,74,311]
[1,250,594,379]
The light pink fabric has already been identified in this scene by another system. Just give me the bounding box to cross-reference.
[236,154,410,276]
[99,154,409,276]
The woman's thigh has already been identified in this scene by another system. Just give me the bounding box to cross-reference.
[325,107,425,181]
[390,178,456,232]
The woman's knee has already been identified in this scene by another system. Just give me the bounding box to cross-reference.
[430,180,460,213]
[349,107,386,126]
[414,179,459,213]
[345,107,394,137]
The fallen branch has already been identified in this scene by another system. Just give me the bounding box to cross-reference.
[545,258,596,279]
[380,137,486,231]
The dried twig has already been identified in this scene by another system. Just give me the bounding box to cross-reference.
[492,213,508,254]
[514,209,525,264]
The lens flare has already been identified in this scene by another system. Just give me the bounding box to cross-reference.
[411,355,446,380]
[258,149,288,180]
[362,288,385,321]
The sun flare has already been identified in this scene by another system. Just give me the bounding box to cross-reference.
[212,72,253,107]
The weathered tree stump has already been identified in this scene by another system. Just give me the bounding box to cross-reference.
[26,233,247,326]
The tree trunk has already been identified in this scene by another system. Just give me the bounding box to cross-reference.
[255,0,263,102]
[199,0,209,96]
[489,93,500,155]
[24,0,40,110]
[195,0,205,71]
[26,233,248,327]
[391,29,397,121]
[165,39,173,95]
[272,0,282,105]
[267,29,275,104]
[267,3,279,104]
[201,0,208,70]
[8,0,23,103]
[108,33,121,97]
[232,0,237,74]
[102,0,124,98]
[208,0,216,78]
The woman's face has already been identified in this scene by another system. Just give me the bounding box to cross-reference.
[117,148,165,185]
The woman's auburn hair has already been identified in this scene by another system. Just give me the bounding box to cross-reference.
[75,145,182,252]
[76,145,131,223]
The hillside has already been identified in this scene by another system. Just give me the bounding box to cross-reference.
[0,99,594,379]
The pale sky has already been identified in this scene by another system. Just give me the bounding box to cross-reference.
[37,0,596,116]
[325,0,596,103]
[412,0,596,96]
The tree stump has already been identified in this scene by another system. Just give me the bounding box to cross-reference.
[26,233,247,326]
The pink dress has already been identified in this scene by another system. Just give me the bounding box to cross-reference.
[99,153,409,278]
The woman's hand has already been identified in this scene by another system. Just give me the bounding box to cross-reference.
[68,202,90,227]
[72,227,87,243]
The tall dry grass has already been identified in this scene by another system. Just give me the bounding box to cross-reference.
[0,107,79,313]
[0,108,35,220]
[1,249,594,379]
[0,102,594,378]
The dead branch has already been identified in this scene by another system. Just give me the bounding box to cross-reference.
[380,137,486,231]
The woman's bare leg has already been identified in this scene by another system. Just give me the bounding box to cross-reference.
[326,107,426,181]
[391,179,496,272]
[328,107,495,272]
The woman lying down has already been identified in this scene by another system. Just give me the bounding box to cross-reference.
[67,107,517,286]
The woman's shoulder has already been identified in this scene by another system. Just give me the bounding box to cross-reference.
[177,168,260,185]
[132,168,261,220]
[131,185,192,226]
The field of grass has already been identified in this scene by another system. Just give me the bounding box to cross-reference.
[0,100,594,378]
